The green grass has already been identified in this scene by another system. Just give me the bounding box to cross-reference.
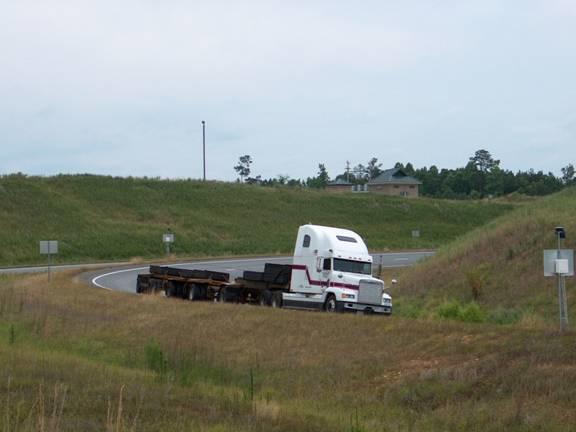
[1,272,575,431]
[0,174,514,266]
[392,186,576,326]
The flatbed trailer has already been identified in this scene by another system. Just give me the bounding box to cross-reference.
[136,263,292,306]
[136,224,392,315]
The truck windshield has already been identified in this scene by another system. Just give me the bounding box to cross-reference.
[333,259,372,275]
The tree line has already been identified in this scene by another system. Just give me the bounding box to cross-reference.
[234,150,575,199]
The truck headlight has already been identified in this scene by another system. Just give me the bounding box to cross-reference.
[382,297,392,305]
[341,293,356,300]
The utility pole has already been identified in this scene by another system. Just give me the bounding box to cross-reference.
[202,120,206,181]
[346,160,351,182]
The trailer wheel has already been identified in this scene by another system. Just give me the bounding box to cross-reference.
[324,294,341,313]
[151,278,163,293]
[165,281,176,298]
[188,284,202,301]
[271,291,283,308]
[218,287,226,303]
[219,287,230,303]
[135,275,145,294]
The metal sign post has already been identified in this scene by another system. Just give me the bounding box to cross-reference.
[39,240,58,281]
[202,120,206,181]
[163,231,175,256]
[543,227,573,333]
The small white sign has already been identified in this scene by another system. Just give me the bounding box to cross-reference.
[39,240,59,255]
[163,233,174,243]
[544,250,574,277]
[556,259,569,275]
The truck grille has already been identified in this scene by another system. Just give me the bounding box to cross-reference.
[358,280,384,305]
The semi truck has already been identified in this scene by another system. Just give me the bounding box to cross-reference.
[136,224,392,315]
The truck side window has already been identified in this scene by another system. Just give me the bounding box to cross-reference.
[323,258,331,271]
[303,235,311,248]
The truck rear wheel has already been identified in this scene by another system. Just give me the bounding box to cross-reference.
[324,294,342,313]
[271,291,283,308]
[260,290,272,306]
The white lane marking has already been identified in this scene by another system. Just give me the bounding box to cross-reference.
[91,266,149,290]
[90,257,291,291]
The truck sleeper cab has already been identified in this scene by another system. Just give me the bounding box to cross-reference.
[282,224,392,314]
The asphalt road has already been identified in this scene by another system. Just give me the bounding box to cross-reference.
[0,261,133,275]
[90,251,434,294]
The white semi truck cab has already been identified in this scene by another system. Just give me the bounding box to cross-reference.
[283,224,392,314]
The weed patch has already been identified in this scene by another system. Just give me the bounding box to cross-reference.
[144,338,167,376]
[436,300,486,323]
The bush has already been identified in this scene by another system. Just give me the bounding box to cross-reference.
[460,302,486,323]
[436,300,463,320]
[436,300,486,323]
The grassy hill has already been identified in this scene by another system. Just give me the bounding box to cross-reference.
[0,271,575,431]
[393,186,576,326]
[0,174,514,266]
[1,179,574,431]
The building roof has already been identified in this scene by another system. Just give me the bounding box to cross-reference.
[327,178,353,186]
[368,168,422,185]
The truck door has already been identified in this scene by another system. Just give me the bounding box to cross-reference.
[300,257,327,295]
[320,258,331,289]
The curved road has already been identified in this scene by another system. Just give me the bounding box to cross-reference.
[90,252,434,293]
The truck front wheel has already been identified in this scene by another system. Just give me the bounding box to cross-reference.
[324,294,342,313]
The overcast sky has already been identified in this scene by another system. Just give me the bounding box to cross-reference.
[2,0,576,181]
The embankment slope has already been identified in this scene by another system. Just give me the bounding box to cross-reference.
[0,174,513,265]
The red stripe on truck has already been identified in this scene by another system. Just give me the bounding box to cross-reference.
[291,264,359,290]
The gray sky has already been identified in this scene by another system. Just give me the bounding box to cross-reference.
[2,0,576,181]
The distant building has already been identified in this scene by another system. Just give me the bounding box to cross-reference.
[325,178,353,193]
[368,168,421,198]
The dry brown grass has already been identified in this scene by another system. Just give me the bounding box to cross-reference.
[1,270,576,431]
